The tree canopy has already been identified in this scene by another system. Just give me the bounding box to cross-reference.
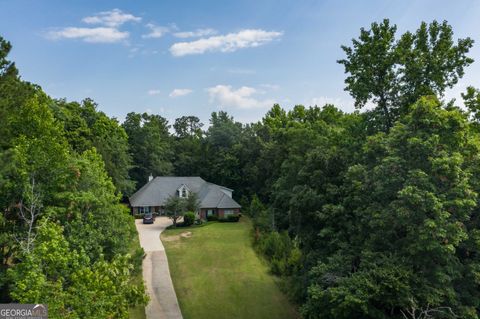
[0,37,146,317]
[338,19,474,132]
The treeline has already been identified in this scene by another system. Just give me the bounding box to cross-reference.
[248,20,480,319]
[2,18,480,318]
[0,38,146,318]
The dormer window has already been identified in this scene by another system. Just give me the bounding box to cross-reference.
[178,184,189,198]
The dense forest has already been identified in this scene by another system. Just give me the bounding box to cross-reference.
[2,18,480,318]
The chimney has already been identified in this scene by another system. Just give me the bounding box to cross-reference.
[148,174,153,182]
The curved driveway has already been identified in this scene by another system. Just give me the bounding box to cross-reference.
[135,217,183,319]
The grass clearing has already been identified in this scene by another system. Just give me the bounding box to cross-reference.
[162,218,299,319]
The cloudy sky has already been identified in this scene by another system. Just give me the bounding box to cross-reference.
[1,0,480,124]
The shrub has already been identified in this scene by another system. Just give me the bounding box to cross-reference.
[218,214,240,222]
[253,207,273,232]
[249,194,265,218]
[133,214,144,219]
[270,257,287,276]
[131,247,145,276]
[261,232,286,259]
[183,212,195,226]
[227,214,240,222]
[206,215,218,221]
[257,231,300,276]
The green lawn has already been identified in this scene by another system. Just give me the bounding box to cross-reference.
[161,218,299,319]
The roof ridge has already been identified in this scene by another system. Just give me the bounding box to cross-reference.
[215,192,227,207]
[153,176,204,178]
[205,182,234,191]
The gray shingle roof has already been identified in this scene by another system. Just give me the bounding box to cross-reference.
[129,176,241,209]
[217,193,241,208]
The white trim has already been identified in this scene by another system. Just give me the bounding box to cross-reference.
[177,184,190,198]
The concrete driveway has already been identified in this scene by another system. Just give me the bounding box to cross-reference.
[135,217,183,319]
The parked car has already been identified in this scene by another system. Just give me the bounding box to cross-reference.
[143,212,155,224]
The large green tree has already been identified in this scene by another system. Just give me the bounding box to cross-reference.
[122,112,173,188]
[172,116,204,176]
[338,19,399,131]
[339,19,473,132]
[53,98,134,195]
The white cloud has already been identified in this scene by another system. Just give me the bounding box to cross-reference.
[207,85,274,109]
[173,28,217,38]
[82,8,141,27]
[169,88,193,98]
[46,9,139,43]
[170,29,283,57]
[148,89,161,96]
[142,23,170,39]
[46,27,129,43]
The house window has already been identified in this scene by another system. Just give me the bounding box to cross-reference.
[207,209,214,216]
[182,188,187,198]
[138,207,150,214]
[224,209,234,216]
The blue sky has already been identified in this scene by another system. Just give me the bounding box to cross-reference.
[1,0,480,124]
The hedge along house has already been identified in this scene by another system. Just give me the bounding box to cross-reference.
[129,176,241,219]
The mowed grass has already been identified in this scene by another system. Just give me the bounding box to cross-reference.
[161,218,299,319]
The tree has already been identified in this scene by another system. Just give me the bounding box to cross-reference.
[7,221,146,318]
[0,36,17,79]
[206,111,242,149]
[164,195,186,227]
[173,116,203,138]
[201,111,243,191]
[16,177,42,253]
[0,36,39,151]
[396,20,474,109]
[338,19,399,131]
[185,192,200,214]
[462,86,480,124]
[122,112,173,189]
[339,19,474,131]
[53,98,135,195]
[250,195,273,233]
[172,116,204,176]
[248,194,265,218]
[90,112,135,196]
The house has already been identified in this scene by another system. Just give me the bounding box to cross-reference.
[129,176,241,219]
